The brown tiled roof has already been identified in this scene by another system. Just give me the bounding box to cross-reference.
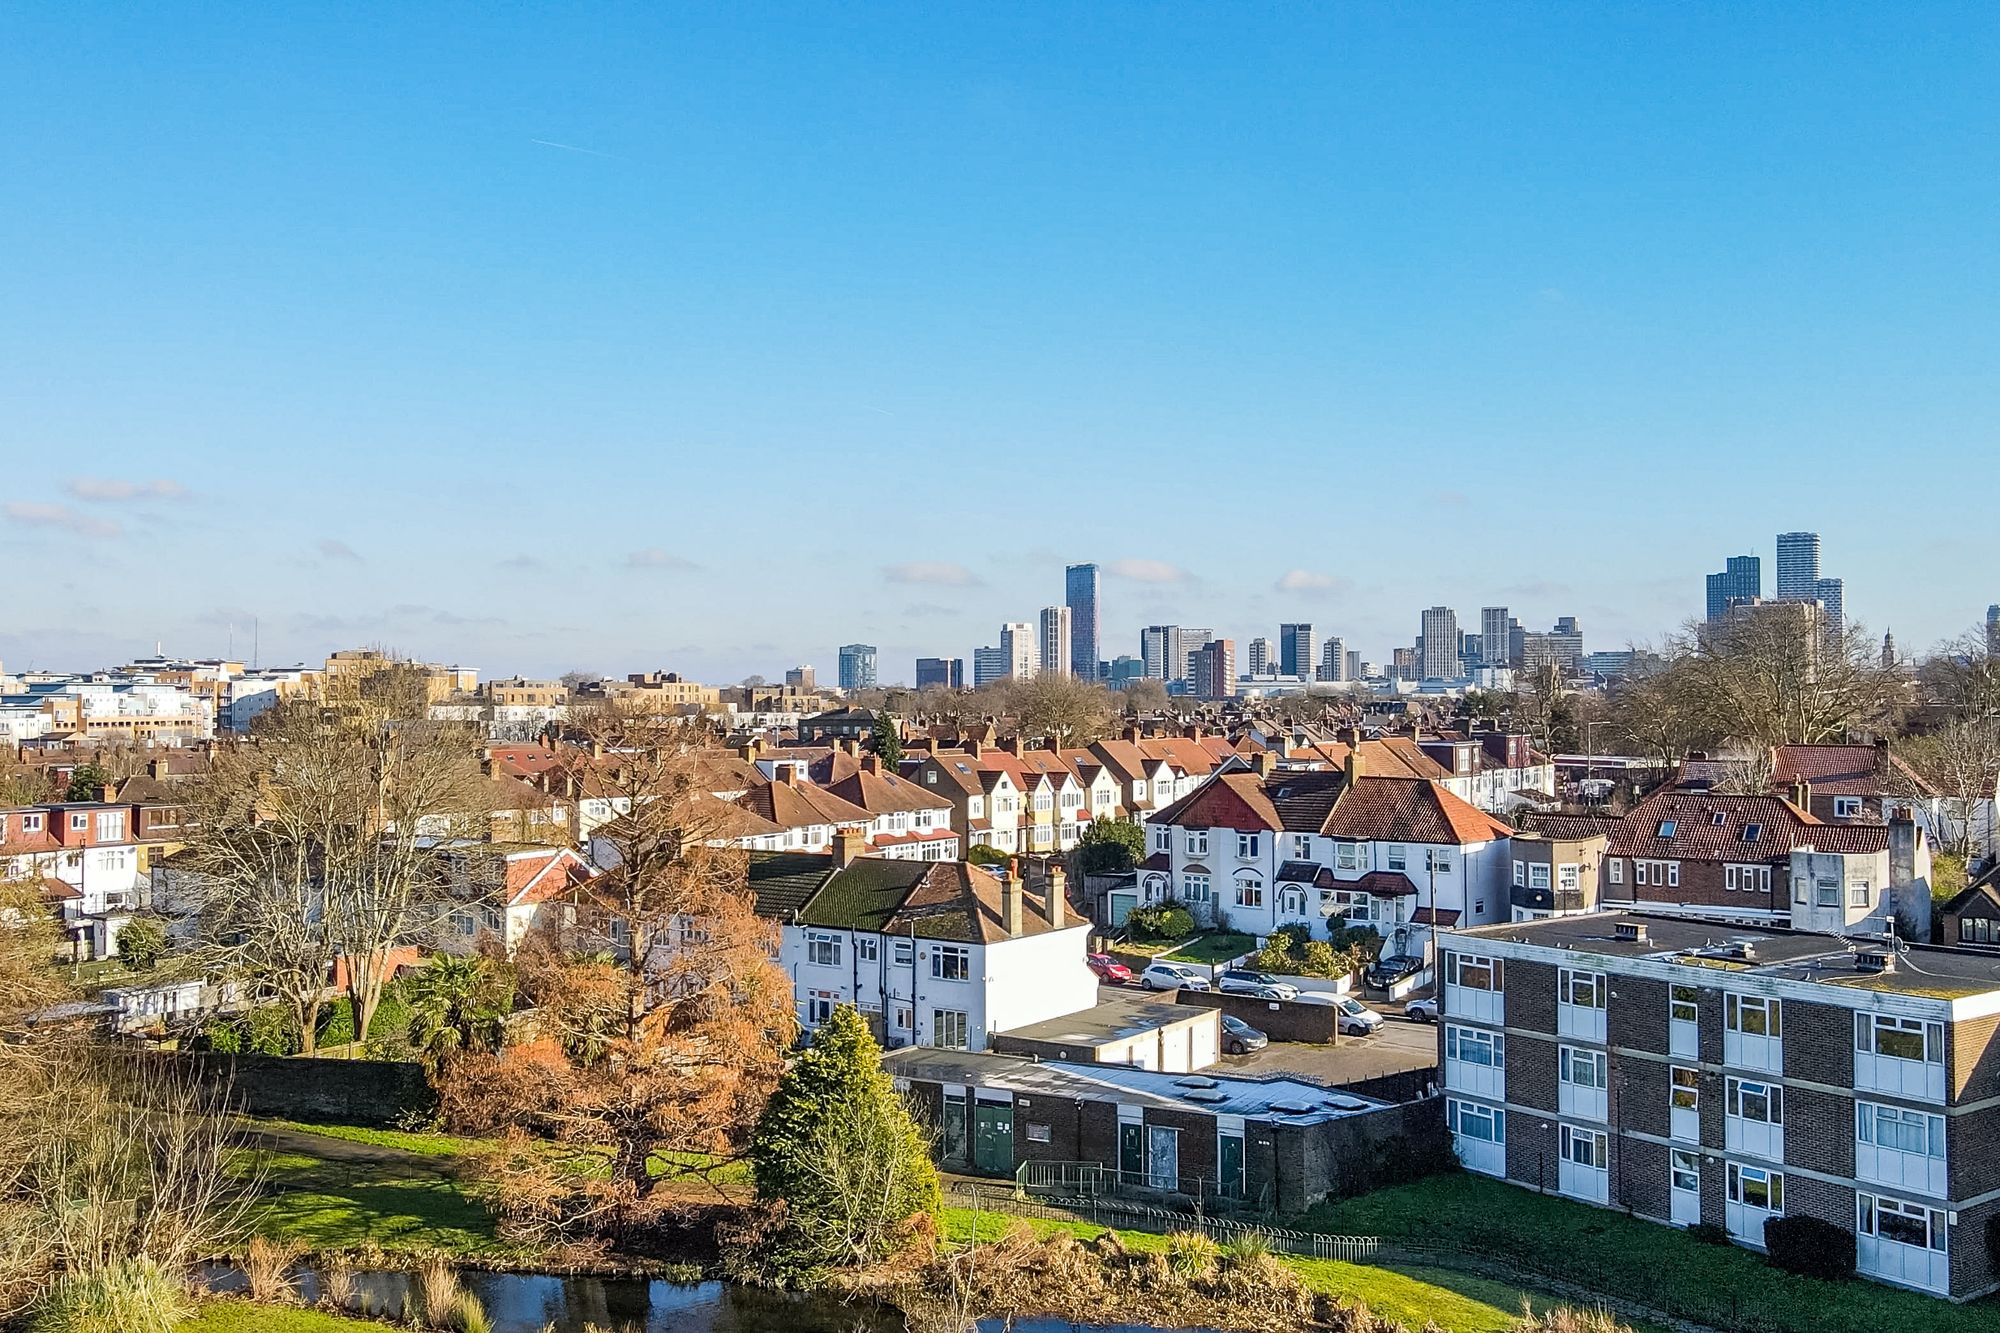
[1607,789,1889,861]
[1320,777,1513,845]
[1770,744,1934,798]
[1152,771,1286,833]
[736,779,872,831]
[1515,813,1623,842]
[1352,870,1419,897]
[825,768,955,816]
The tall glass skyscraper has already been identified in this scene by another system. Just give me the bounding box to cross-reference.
[1776,531,1821,601]
[837,643,877,690]
[1279,623,1314,678]
[1705,556,1762,621]
[1065,563,1100,681]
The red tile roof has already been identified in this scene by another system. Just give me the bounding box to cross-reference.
[1607,789,1889,861]
[1771,744,1934,798]
[1321,777,1513,845]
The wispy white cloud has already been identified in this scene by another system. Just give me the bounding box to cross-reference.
[65,477,190,503]
[1275,569,1351,594]
[1106,558,1191,585]
[317,538,362,562]
[4,502,120,538]
[625,548,699,571]
[498,554,544,572]
[884,561,980,587]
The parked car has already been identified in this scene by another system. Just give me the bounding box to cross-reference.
[1220,1014,1269,1056]
[1333,995,1384,1036]
[1404,997,1440,1023]
[1364,954,1426,989]
[1216,968,1300,1000]
[1087,953,1134,985]
[1140,960,1211,992]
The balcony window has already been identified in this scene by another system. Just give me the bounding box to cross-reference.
[1725,1077,1784,1161]
[1559,1045,1608,1121]
[1857,1193,1949,1293]
[1669,1150,1702,1226]
[1856,1101,1947,1196]
[1670,1066,1700,1141]
[1446,1098,1505,1177]
[1725,1163,1783,1242]
[1445,952,1504,1024]
[1446,1025,1505,1099]
[1723,993,1783,1073]
[1855,1013,1947,1102]
[1558,1124,1609,1204]
[1558,967,1607,1042]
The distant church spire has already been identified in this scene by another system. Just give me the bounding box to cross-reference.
[1881,629,1897,669]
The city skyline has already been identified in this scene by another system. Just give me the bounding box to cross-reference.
[3,7,1994,678]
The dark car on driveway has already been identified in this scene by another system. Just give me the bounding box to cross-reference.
[1220,1014,1269,1055]
[1087,953,1134,985]
[1364,954,1426,989]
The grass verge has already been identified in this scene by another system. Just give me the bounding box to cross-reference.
[185,1301,400,1332]
[940,1207,1563,1333]
[1307,1174,2000,1333]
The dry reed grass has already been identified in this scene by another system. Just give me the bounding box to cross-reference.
[241,1235,299,1305]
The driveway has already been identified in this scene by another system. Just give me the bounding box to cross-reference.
[1095,983,1439,1087]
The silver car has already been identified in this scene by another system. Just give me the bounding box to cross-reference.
[1140,961,1211,992]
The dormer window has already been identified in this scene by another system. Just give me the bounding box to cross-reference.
[1657,820,1677,839]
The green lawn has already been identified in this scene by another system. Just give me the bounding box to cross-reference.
[250,1119,483,1159]
[1162,931,1257,966]
[186,1301,398,1332]
[239,1139,504,1257]
[940,1207,1566,1333]
[1308,1174,2000,1333]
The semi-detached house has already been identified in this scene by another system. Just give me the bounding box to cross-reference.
[753,834,1095,1052]
[1140,752,1513,957]
[1438,912,2000,1298]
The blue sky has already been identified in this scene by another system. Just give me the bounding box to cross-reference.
[2,4,1994,682]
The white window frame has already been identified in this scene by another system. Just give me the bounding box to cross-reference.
[806,931,842,967]
[1447,953,1502,991]
[1446,1025,1504,1068]
[931,945,971,981]
[1606,857,1623,885]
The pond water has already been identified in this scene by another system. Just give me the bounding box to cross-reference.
[204,1266,1208,1333]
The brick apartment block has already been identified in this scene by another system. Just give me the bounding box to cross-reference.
[1438,912,2000,1299]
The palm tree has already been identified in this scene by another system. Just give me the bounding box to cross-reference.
[404,953,509,1067]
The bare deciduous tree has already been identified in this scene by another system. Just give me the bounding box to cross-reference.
[177,665,487,1047]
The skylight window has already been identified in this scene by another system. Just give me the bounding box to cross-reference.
[1740,823,1762,843]
[1711,812,1728,826]
[1657,820,1677,838]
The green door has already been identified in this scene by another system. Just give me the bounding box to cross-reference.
[1118,1122,1144,1188]
[1218,1133,1244,1199]
[972,1101,1015,1174]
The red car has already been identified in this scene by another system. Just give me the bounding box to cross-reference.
[1087,953,1134,985]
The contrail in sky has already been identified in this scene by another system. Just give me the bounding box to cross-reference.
[530,138,614,158]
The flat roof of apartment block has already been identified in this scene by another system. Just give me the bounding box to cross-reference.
[1454,912,2000,1000]
[882,1048,1392,1123]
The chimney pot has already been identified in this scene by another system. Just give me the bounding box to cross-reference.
[832,826,867,869]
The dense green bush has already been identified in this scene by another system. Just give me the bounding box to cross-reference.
[1126,901,1195,944]
[1250,921,1379,978]
[1762,1215,1854,1279]
[1075,818,1146,875]
[114,917,167,971]
[966,844,1010,867]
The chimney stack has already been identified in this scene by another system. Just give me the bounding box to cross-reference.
[832,826,868,869]
[1002,857,1025,936]
[1044,863,1067,929]
[1345,739,1365,786]
[1251,749,1276,777]
[860,755,880,775]
[964,738,982,759]
[1790,780,1812,813]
